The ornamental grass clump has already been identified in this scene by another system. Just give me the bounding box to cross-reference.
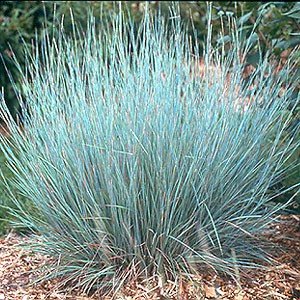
[0,8,299,294]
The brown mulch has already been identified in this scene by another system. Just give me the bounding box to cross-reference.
[0,215,299,300]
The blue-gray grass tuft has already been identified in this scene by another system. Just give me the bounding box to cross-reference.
[0,7,299,294]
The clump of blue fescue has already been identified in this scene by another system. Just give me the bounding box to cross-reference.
[0,7,299,294]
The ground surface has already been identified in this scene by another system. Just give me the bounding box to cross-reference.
[0,215,299,300]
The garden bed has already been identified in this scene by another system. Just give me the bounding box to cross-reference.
[0,215,299,300]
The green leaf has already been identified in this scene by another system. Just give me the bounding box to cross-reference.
[238,11,252,26]
[282,2,300,17]
[217,34,231,44]
[276,36,300,49]
[288,12,300,19]
[246,32,259,48]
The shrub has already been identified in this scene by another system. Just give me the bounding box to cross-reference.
[0,7,299,294]
[1,2,299,211]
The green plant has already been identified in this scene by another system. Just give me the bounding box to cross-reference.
[1,3,299,212]
[0,6,299,295]
[0,150,11,234]
[0,148,38,235]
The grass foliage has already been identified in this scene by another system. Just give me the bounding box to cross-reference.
[0,7,299,294]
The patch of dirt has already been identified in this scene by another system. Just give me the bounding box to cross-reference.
[0,215,299,300]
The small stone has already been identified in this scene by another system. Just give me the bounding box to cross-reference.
[204,284,217,298]
[234,290,245,300]
[2,279,9,285]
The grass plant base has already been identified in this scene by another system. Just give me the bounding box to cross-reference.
[0,216,299,299]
